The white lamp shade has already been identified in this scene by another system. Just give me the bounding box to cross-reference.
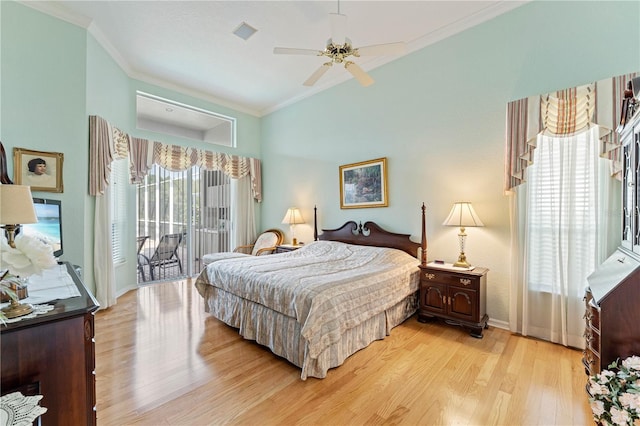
[281,207,305,225]
[443,202,484,227]
[0,185,38,225]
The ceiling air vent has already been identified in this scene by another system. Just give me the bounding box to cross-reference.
[233,22,258,41]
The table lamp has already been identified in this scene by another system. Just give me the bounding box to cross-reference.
[443,201,484,268]
[1,185,38,248]
[281,207,305,246]
[1,184,38,318]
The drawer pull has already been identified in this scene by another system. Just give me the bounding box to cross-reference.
[425,273,436,280]
[460,278,472,286]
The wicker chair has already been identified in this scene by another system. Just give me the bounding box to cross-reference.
[201,229,284,267]
[233,228,284,256]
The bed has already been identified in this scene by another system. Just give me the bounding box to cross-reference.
[194,205,428,379]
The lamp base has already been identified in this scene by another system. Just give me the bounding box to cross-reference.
[2,299,34,319]
[292,237,298,246]
[453,253,471,269]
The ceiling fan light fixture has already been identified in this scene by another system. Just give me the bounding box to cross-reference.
[272,1,403,88]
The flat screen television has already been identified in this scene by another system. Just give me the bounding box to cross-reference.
[20,198,63,258]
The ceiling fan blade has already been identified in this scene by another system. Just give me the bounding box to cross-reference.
[273,47,321,56]
[344,61,374,87]
[303,63,332,86]
[329,13,347,45]
[356,42,407,56]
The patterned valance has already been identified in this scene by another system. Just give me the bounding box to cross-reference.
[504,72,639,193]
[89,115,262,201]
[540,84,595,136]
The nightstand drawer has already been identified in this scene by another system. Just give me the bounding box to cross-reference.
[420,269,480,289]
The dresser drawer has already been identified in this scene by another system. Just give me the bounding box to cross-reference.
[420,269,480,289]
[584,327,601,354]
[582,347,600,376]
[586,300,600,330]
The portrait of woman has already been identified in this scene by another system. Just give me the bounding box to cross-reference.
[13,148,64,192]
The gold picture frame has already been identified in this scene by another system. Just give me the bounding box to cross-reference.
[13,148,64,193]
[339,157,388,209]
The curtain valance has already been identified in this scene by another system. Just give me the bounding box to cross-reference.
[504,72,639,193]
[540,84,595,136]
[89,115,262,201]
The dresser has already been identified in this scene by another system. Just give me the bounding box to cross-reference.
[583,251,640,376]
[1,262,99,425]
[583,109,640,379]
[417,264,489,338]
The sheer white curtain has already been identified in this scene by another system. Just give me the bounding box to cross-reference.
[94,186,117,308]
[230,175,256,250]
[509,126,616,348]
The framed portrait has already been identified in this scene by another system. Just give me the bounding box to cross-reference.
[13,148,64,193]
[339,157,388,209]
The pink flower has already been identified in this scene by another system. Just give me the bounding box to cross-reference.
[611,406,631,425]
[591,400,605,417]
[623,356,640,372]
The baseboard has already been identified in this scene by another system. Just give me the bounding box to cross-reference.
[487,318,509,330]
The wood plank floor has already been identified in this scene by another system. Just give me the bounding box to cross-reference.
[94,280,593,425]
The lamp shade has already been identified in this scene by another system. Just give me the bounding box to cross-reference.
[443,202,484,227]
[281,207,305,225]
[0,185,37,225]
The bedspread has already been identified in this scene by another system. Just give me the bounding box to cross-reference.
[195,240,420,361]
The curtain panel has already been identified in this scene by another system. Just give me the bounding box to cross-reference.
[504,72,639,193]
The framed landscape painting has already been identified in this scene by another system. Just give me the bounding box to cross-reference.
[339,157,388,209]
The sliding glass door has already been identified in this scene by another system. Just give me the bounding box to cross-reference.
[136,165,231,283]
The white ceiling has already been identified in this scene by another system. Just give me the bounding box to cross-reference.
[25,1,527,117]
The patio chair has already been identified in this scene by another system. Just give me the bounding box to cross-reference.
[136,235,149,282]
[147,233,185,280]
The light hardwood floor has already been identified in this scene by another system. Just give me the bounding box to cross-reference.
[95,280,593,425]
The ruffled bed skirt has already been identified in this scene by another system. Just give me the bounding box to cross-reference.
[195,282,418,380]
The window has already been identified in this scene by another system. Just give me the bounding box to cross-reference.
[525,126,601,294]
[111,158,129,264]
[136,92,236,147]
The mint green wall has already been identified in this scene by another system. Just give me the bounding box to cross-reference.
[260,1,640,325]
[1,2,89,277]
[2,1,261,297]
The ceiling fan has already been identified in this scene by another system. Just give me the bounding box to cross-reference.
[273,2,407,87]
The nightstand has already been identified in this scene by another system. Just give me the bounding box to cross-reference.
[417,263,489,338]
[275,244,302,253]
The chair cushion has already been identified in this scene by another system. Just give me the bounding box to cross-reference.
[251,231,280,255]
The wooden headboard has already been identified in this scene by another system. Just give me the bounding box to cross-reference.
[313,204,428,265]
